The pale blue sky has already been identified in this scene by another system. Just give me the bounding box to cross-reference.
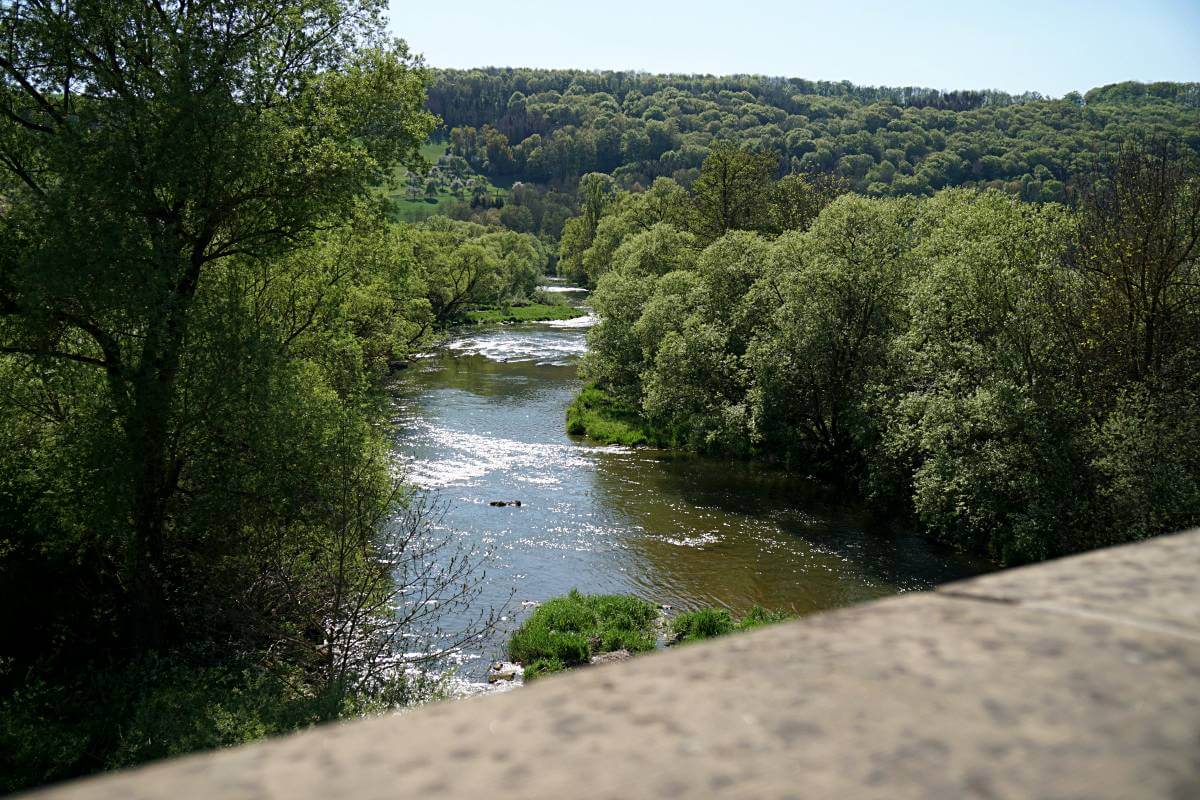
[388,0,1200,96]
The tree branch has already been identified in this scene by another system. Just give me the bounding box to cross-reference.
[0,344,109,367]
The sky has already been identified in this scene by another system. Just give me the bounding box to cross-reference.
[387,0,1200,97]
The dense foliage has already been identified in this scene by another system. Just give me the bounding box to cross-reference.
[406,216,550,326]
[572,143,1200,564]
[428,69,1200,203]
[0,0,553,790]
[1,8,1196,787]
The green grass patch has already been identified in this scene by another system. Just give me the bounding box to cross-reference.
[464,303,585,325]
[418,140,450,163]
[508,590,658,680]
[566,385,657,446]
[386,192,461,222]
[375,139,511,223]
[506,593,793,682]
[670,605,793,644]
[737,605,793,630]
[670,608,735,641]
[383,140,450,183]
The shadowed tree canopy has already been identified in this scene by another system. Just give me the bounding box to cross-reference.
[0,0,436,647]
[1066,141,1200,388]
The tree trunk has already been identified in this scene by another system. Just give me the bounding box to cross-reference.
[127,367,175,649]
[124,248,198,649]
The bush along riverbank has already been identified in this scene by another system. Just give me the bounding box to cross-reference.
[565,385,658,447]
[564,143,1200,566]
[500,591,793,682]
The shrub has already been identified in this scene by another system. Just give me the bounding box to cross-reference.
[565,385,653,446]
[531,288,571,306]
[0,655,330,793]
[506,590,657,679]
[507,627,590,667]
[670,606,793,644]
[671,609,735,642]
[738,605,792,630]
[523,657,567,681]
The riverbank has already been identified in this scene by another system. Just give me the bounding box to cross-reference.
[463,303,586,326]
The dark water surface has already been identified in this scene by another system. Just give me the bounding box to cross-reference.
[390,289,993,680]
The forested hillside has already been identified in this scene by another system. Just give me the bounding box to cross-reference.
[427,68,1200,207]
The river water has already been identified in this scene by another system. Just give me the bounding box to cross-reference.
[390,287,992,680]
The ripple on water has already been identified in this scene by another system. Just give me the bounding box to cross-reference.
[652,531,725,549]
[444,329,588,365]
[541,313,598,329]
[396,418,623,489]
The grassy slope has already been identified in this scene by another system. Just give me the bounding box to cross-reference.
[388,193,460,222]
[380,141,510,223]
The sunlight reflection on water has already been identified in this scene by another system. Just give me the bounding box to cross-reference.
[443,329,589,365]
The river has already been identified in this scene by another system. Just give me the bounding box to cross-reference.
[389,286,993,681]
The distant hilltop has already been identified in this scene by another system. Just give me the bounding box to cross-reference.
[424,69,1200,201]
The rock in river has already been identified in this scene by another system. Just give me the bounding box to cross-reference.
[488,661,524,683]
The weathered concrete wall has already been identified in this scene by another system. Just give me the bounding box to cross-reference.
[26,530,1200,800]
